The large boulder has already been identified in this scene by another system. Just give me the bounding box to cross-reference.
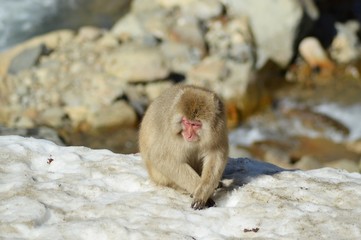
[224,0,318,68]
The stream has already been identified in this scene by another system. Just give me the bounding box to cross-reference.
[229,78,361,171]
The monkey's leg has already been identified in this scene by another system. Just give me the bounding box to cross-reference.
[146,162,174,186]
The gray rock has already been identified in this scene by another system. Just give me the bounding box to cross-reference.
[8,44,48,74]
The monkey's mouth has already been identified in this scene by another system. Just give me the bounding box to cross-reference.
[182,131,199,142]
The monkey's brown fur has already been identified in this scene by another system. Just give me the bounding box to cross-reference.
[139,85,229,209]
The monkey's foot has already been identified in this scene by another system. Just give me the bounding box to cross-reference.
[191,198,215,210]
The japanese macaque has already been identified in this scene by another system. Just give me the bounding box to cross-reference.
[139,85,229,210]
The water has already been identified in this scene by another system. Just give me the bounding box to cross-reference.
[314,103,361,142]
[229,102,361,147]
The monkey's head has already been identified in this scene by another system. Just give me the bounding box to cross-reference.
[175,86,223,143]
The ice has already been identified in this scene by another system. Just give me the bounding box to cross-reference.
[0,136,361,239]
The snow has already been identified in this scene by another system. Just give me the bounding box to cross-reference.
[1,136,361,239]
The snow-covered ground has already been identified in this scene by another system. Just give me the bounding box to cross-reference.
[1,136,361,239]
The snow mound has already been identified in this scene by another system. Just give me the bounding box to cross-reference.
[1,136,360,239]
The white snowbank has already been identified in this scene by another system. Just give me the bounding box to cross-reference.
[1,136,360,239]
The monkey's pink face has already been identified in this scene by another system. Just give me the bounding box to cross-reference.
[181,117,202,142]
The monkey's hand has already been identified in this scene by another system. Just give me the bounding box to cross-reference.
[191,198,215,210]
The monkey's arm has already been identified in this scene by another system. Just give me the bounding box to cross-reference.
[191,151,227,209]
[157,160,202,194]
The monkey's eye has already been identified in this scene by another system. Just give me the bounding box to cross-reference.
[191,122,202,127]
[182,117,202,127]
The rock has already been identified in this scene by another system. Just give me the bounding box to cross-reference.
[122,86,149,117]
[0,30,75,77]
[168,13,206,57]
[76,26,103,42]
[0,125,64,146]
[144,81,174,101]
[8,44,48,75]
[131,3,207,53]
[160,42,201,74]
[185,0,223,21]
[294,155,323,170]
[87,101,137,131]
[0,0,131,51]
[157,0,223,20]
[346,139,361,154]
[96,33,119,49]
[12,116,35,129]
[324,159,360,173]
[224,0,307,68]
[186,15,257,118]
[187,56,227,85]
[102,43,169,82]
[187,56,254,116]
[39,107,66,128]
[290,137,360,163]
[205,17,254,63]
[229,144,252,159]
[283,107,350,137]
[59,127,139,154]
[111,13,150,42]
[187,56,252,92]
[330,21,361,64]
[263,148,292,169]
[131,0,162,13]
[64,106,89,128]
[298,37,335,79]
